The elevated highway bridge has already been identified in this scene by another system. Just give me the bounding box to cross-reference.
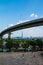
[0,18,43,37]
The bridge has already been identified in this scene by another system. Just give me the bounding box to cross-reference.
[0,18,43,38]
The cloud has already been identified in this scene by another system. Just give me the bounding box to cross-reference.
[30,13,38,18]
[8,24,14,27]
[2,24,14,31]
[22,26,43,37]
[17,21,23,24]
[16,20,30,24]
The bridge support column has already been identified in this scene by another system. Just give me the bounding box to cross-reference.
[8,32,11,39]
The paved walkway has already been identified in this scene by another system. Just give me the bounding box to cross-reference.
[0,51,43,65]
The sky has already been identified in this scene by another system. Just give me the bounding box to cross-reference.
[0,0,43,37]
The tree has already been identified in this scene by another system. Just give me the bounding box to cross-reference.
[36,39,43,51]
[13,42,19,50]
[21,41,29,51]
[0,37,3,49]
[30,40,36,51]
[6,39,13,51]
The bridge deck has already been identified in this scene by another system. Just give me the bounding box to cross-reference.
[0,18,43,36]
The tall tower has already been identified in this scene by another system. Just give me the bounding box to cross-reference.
[21,32,23,38]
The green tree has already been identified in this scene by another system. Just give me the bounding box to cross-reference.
[30,40,36,51]
[0,37,3,49]
[13,42,19,50]
[6,39,13,51]
[36,39,43,51]
[21,41,29,51]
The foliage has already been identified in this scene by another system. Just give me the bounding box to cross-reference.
[0,37,43,52]
[0,37,3,49]
[36,39,43,51]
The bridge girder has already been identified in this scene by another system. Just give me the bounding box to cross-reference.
[0,18,43,36]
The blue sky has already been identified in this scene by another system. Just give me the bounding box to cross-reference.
[0,0,43,37]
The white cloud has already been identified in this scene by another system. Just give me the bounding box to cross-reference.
[30,13,35,17]
[1,24,14,31]
[35,14,38,18]
[8,24,14,27]
[30,13,38,18]
[23,26,43,37]
[16,20,30,24]
[16,21,23,24]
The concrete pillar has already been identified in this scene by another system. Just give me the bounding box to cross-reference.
[8,32,11,39]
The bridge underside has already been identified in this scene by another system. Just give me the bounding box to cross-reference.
[0,18,43,36]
